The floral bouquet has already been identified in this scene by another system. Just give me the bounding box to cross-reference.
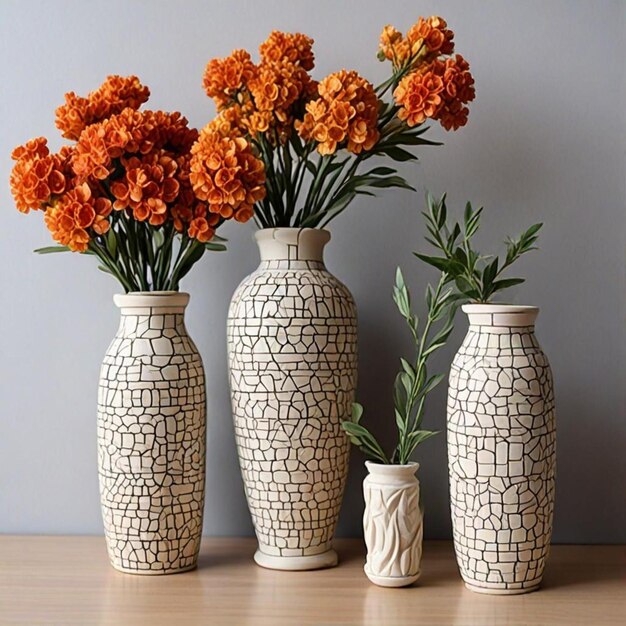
[190,17,476,229]
[10,75,236,291]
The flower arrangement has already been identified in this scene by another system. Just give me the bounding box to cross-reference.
[417,192,543,303]
[192,17,475,228]
[342,265,455,465]
[10,75,235,292]
[341,192,543,464]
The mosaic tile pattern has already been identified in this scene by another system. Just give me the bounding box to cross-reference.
[227,229,356,567]
[363,463,423,587]
[97,293,206,574]
[447,306,556,593]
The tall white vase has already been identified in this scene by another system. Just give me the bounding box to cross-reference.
[363,462,423,587]
[97,291,206,574]
[227,228,356,571]
[447,304,556,594]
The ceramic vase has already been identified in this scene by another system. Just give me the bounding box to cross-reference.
[447,304,556,594]
[97,291,206,574]
[363,462,423,587]
[227,228,357,570]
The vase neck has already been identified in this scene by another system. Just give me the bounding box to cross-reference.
[462,304,538,329]
[113,292,189,337]
[255,228,330,268]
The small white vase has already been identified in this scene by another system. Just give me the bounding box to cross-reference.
[97,291,206,574]
[363,462,423,587]
[447,304,556,594]
[227,228,357,571]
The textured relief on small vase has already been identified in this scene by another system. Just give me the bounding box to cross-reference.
[363,462,423,587]
[227,228,356,571]
[447,304,556,594]
[97,291,206,574]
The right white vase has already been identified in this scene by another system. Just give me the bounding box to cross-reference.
[447,304,556,595]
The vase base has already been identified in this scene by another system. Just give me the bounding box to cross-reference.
[254,548,338,571]
[110,562,198,576]
[365,569,420,588]
[464,582,541,595]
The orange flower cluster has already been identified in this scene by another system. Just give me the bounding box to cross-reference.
[10,138,72,213]
[379,16,454,69]
[203,49,256,109]
[394,54,475,130]
[55,75,150,140]
[111,153,181,225]
[297,70,380,155]
[11,75,243,252]
[189,128,266,223]
[202,31,317,142]
[72,108,197,181]
[44,183,112,252]
[259,31,315,70]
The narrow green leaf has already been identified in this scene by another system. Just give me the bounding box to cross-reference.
[34,246,71,254]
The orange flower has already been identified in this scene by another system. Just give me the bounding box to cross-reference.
[407,16,455,56]
[432,55,475,130]
[297,70,380,155]
[394,54,475,130]
[394,69,444,127]
[187,205,221,242]
[250,61,311,124]
[259,31,315,71]
[189,128,265,221]
[55,75,149,140]
[44,182,112,252]
[110,153,181,226]
[378,25,410,66]
[72,109,196,180]
[379,17,455,70]
[10,138,72,213]
[203,49,256,109]
[205,103,258,139]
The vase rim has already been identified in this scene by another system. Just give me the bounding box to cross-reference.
[255,226,330,233]
[365,461,420,475]
[462,303,539,327]
[113,291,190,309]
[462,304,539,314]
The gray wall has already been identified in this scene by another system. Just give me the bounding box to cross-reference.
[1,0,624,543]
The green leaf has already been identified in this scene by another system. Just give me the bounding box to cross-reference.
[492,277,525,291]
[483,257,499,287]
[34,246,71,254]
[352,402,364,423]
[204,242,227,252]
[414,253,457,274]
[400,357,415,379]
[364,166,397,176]
[380,146,418,162]
[407,429,439,449]
[105,229,118,260]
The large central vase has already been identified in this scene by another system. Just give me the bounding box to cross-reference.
[227,228,357,570]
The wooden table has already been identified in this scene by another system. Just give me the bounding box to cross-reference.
[1,537,624,625]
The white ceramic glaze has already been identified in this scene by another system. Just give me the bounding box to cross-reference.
[227,228,356,570]
[97,291,206,574]
[447,304,556,594]
[363,462,423,587]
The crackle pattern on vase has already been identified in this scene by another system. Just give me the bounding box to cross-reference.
[97,292,205,574]
[227,229,356,566]
[363,463,423,587]
[447,305,556,594]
